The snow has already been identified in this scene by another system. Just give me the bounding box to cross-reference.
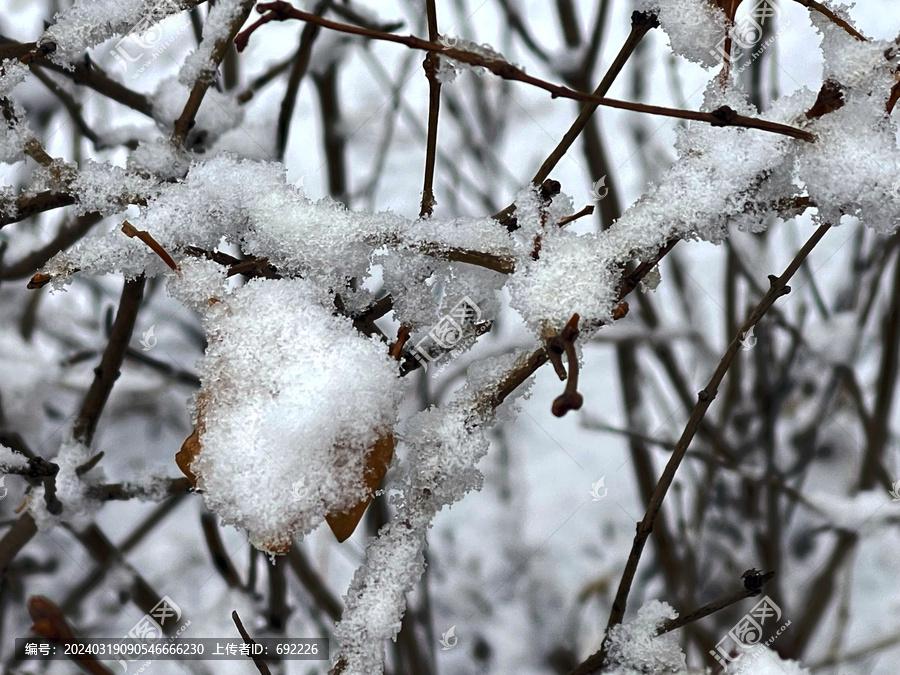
[0,445,29,471]
[603,600,686,674]
[179,0,249,87]
[637,0,728,69]
[42,0,184,63]
[178,275,403,553]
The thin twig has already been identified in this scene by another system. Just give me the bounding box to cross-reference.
[235,4,814,142]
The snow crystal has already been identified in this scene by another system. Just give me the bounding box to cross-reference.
[186,276,403,553]
[43,0,182,63]
[638,0,728,69]
[0,445,29,471]
[70,159,160,216]
[604,600,686,674]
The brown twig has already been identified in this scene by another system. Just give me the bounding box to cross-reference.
[656,569,775,635]
[72,277,147,447]
[419,0,442,218]
[232,610,272,674]
[236,4,814,142]
[550,315,584,417]
[121,221,179,271]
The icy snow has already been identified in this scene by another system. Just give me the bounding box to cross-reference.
[604,600,686,674]
[637,0,728,69]
[175,275,403,553]
[0,445,29,471]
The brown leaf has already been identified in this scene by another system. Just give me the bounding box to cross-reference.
[326,433,395,543]
[176,393,208,486]
[176,429,201,486]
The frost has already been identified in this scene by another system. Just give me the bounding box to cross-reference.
[179,0,248,87]
[604,600,686,674]
[185,276,403,553]
[638,0,728,68]
[0,445,29,471]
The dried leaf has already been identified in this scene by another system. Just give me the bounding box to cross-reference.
[176,429,201,486]
[326,433,395,543]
